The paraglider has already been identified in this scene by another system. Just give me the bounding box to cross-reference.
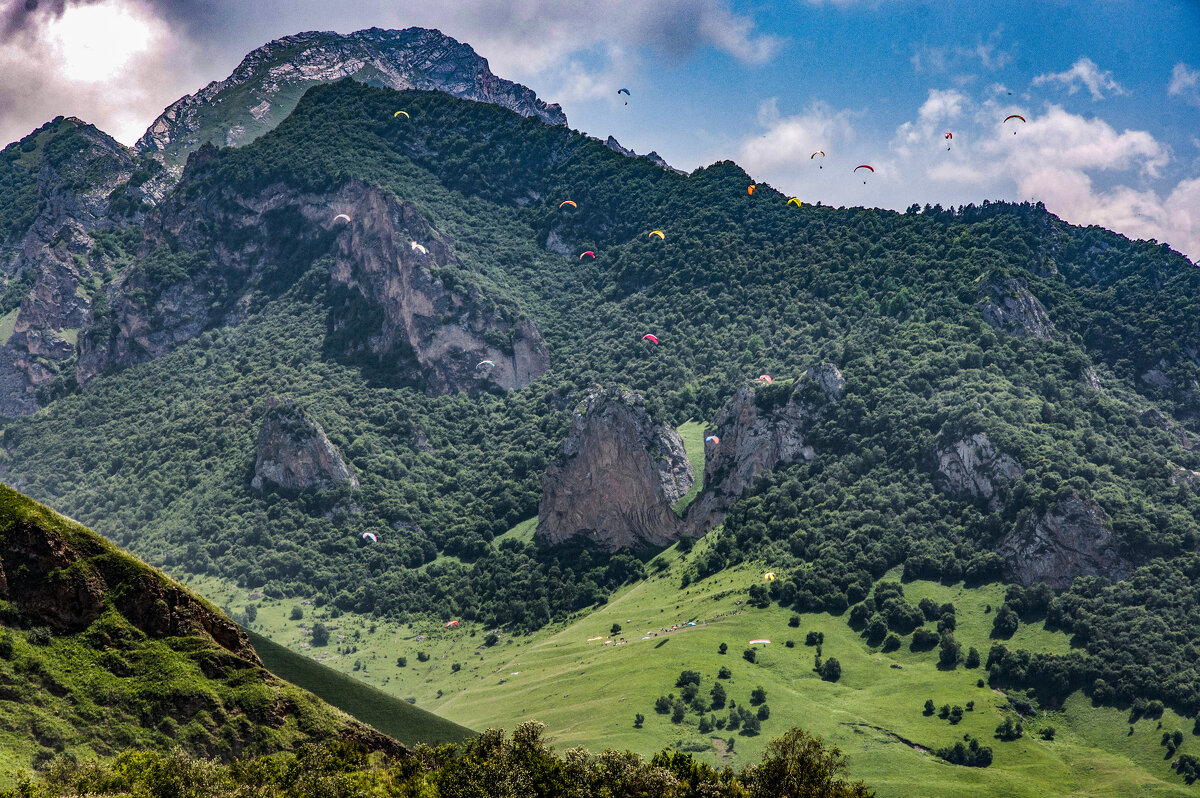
[559,200,577,209]
[787,198,802,207]
[477,360,495,370]
[333,213,351,224]
[757,374,773,384]
[579,251,595,259]
[1004,114,1026,134]
[618,87,630,105]
[854,164,874,184]
[811,151,825,169]
[747,184,756,196]
[648,230,665,240]
[705,435,720,445]
[749,639,771,645]
[410,241,427,255]
[445,620,459,629]
[944,131,953,150]
[362,532,377,543]
[642,334,659,345]
[393,110,410,119]
[764,572,776,581]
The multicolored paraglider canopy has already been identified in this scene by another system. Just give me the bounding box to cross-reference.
[763,572,776,581]
[579,251,595,259]
[445,620,459,628]
[617,88,630,95]
[333,213,351,223]
[648,230,665,240]
[559,200,577,209]
[393,110,410,119]
[749,639,771,645]
[1004,114,1026,134]
[757,374,773,384]
[410,241,427,254]
[705,435,720,445]
[747,184,756,196]
[477,360,496,370]
[362,532,377,543]
[642,334,660,345]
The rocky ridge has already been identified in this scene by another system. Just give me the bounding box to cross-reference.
[137,27,567,168]
[537,386,692,551]
[932,433,1023,511]
[686,364,844,536]
[978,277,1055,339]
[252,399,358,492]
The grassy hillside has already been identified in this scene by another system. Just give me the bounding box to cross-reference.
[2,78,1200,775]
[245,629,473,746]
[196,536,1197,797]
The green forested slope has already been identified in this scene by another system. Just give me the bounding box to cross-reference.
[3,80,1200,723]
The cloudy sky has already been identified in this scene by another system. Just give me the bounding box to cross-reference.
[2,0,1198,262]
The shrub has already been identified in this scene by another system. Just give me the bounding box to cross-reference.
[290,606,303,620]
[634,713,644,728]
[743,648,757,664]
[820,658,841,682]
[484,632,499,647]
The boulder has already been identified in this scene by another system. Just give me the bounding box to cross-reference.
[251,399,358,492]
[996,494,1130,589]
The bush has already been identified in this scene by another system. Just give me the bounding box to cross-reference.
[995,717,1023,741]
[711,682,727,709]
[936,736,993,767]
[911,628,939,651]
[938,633,961,669]
[310,622,329,647]
[634,713,644,728]
[676,670,701,687]
[718,666,732,679]
[882,633,901,653]
[805,631,824,646]
[741,714,761,735]
[396,656,407,667]
[451,662,461,672]
[788,615,800,627]
[417,651,430,662]
[1040,726,1056,740]
[484,632,499,647]
[290,606,304,620]
[655,696,672,714]
[719,643,728,655]
[751,686,767,705]
[785,640,795,648]
[965,647,980,668]
[757,704,770,721]
[923,699,935,716]
[992,605,1019,638]
[672,703,686,724]
[28,627,52,646]
[610,623,622,636]
[820,658,841,682]
[743,648,757,664]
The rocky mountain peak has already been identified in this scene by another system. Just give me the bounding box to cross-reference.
[137,27,567,167]
[537,385,692,551]
[251,399,358,492]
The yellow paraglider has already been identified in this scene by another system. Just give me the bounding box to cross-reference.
[559,200,577,209]
[648,230,665,240]
[747,184,756,196]
[393,111,410,119]
[333,213,351,224]
[763,572,776,581]
[787,198,802,207]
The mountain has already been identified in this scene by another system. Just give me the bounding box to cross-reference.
[2,67,1200,794]
[136,27,567,170]
[0,483,413,776]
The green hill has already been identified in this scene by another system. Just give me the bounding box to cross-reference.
[2,78,1200,793]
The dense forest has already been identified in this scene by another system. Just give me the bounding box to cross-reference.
[3,80,1200,713]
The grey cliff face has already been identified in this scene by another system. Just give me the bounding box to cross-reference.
[685,366,841,536]
[0,118,161,417]
[997,494,1130,589]
[933,433,1023,511]
[137,27,567,168]
[978,277,1055,339]
[251,399,358,492]
[537,386,693,551]
[77,175,548,395]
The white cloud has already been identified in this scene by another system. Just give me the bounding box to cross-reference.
[737,98,858,172]
[1032,57,1125,101]
[911,27,1011,74]
[1169,63,1200,104]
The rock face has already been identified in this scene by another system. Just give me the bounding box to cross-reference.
[0,118,167,417]
[602,135,683,173]
[997,494,1131,589]
[978,277,1055,339]
[537,386,692,551]
[251,399,358,492]
[137,27,567,168]
[77,175,548,394]
[686,365,843,536]
[933,433,1023,510]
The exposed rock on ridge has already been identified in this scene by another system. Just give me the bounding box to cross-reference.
[933,433,1023,510]
[686,365,844,536]
[537,386,693,551]
[252,399,358,492]
[996,494,1131,589]
[978,277,1055,339]
[137,27,567,167]
[602,135,683,173]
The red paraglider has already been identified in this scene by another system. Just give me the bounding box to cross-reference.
[642,334,659,345]
[579,251,595,259]
[757,374,773,384]
[854,164,874,185]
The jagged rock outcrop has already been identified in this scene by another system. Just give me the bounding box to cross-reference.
[932,433,1023,510]
[537,386,692,550]
[251,399,358,492]
[77,175,547,394]
[1139,407,1195,450]
[602,135,683,173]
[978,277,1055,339]
[996,494,1130,589]
[0,117,167,417]
[686,366,842,536]
[137,27,567,168]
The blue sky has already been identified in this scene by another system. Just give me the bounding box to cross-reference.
[1,0,1197,259]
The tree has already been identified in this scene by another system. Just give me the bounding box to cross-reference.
[417,651,430,662]
[938,633,961,669]
[789,614,801,627]
[992,605,1019,638]
[397,656,407,667]
[451,662,462,672]
[939,704,950,720]
[742,714,762,735]
[634,713,645,728]
[820,658,842,682]
[1040,726,1056,740]
[672,702,686,724]
[310,622,329,647]
[655,696,672,714]
[949,706,963,725]
[699,715,713,733]
[676,670,701,687]
[719,642,728,655]
[290,606,304,621]
[718,666,732,679]
[742,727,874,797]
[743,648,757,663]
[995,717,1023,741]
[711,682,727,710]
[805,631,824,646]
[923,699,935,716]
[882,633,901,653]
[965,647,980,668]
[484,632,499,647]
[244,604,257,624]
[610,623,622,636]
[757,704,771,721]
